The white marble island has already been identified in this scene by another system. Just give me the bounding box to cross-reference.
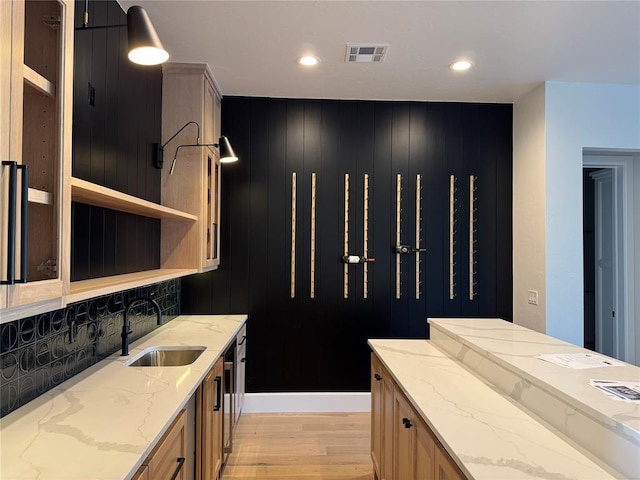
[429,318,639,480]
[370,317,640,480]
[0,314,247,480]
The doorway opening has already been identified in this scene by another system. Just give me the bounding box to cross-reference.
[583,152,638,365]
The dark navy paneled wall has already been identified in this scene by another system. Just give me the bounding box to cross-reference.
[181,97,513,393]
[71,0,162,281]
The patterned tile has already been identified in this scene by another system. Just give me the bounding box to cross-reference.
[0,279,181,417]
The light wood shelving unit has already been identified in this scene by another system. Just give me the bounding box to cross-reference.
[67,268,197,304]
[71,177,198,221]
[2,5,216,321]
[68,177,198,304]
[23,65,55,98]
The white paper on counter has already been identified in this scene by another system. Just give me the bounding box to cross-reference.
[590,379,640,403]
[537,353,625,369]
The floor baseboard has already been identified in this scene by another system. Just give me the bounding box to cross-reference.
[242,392,371,413]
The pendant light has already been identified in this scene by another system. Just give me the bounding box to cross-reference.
[126,6,169,66]
[78,4,169,66]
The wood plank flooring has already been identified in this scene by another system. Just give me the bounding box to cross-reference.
[223,413,375,479]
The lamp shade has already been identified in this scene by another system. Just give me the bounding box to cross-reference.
[218,136,239,163]
[127,6,169,66]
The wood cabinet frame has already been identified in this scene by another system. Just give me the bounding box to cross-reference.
[160,63,223,273]
[371,353,466,480]
[196,356,224,480]
[0,0,73,318]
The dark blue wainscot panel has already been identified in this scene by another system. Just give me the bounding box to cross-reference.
[181,97,513,393]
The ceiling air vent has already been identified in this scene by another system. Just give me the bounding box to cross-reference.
[345,44,388,63]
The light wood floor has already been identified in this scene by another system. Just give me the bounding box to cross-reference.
[223,413,375,479]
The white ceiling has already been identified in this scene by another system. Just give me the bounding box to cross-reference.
[119,0,640,103]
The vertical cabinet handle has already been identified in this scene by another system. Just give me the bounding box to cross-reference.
[2,161,17,284]
[1,161,28,285]
[17,164,28,283]
[169,457,185,480]
[213,375,222,411]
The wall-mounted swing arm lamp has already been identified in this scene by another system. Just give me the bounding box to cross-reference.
[78,3,169,66]
[154,121,239,174]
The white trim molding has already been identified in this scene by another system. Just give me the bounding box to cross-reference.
[242,392,371,413]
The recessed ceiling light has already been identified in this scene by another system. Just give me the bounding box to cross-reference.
[450,60,473,71]
[298,55,320,66]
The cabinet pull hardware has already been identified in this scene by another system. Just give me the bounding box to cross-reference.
[1,162,27,285]
[374,373,382,381]
[169,457,186,480]
[240,357,246,363]
[17,164,28,283]
[402,417,413,429]
[212,223,218,260]
[1,161,17,284]
[238,335,246,346]
[213,375,222,411]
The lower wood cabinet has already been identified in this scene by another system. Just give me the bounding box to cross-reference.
[140,409,187,480]
[371,354,466,480]
[371,354,395,480]
[131,465,149,480]
[196,356,224,480]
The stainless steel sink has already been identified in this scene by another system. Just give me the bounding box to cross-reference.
[126,346,206,367]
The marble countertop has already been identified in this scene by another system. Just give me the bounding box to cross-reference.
[428,317,639,479]
[428,318,640,440]
[369,339,619,480]
[0,314,247,480]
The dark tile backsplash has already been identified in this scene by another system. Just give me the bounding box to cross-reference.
[0,279,180,417]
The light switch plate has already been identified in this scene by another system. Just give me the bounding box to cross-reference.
[528,290,539,305]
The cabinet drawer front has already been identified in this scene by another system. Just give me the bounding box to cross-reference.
[146,409,186,480]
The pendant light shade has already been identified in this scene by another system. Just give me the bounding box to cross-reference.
[127,6,169,66]
[218,136,239,163]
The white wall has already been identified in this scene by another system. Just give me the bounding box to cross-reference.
[635,157,640,362]
[514,82,640,347]
[513,84,547,333]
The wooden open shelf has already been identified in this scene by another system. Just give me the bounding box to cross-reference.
[71,177,197,221]
[23,65,55,97]
[67,268,197,304]
[28,188,53,205]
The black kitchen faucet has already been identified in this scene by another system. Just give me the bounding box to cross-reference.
[121,296,163,356]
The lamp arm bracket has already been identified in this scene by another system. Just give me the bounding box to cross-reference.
[160,121,201,151]
[77,23,126,30]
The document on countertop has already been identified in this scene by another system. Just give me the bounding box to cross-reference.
[537,352,625,369]
[590,379,640,403]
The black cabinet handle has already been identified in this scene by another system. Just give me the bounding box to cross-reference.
[240,357,246,363]
[17,164,28,283]
[238,335,246,346]
[169,457,185,480]
[2,161,17,285]
[374,373,382,381]
[212,223,218,259]
[213,375,222,411]
[1,162,28,285]
[402,417,413,429]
